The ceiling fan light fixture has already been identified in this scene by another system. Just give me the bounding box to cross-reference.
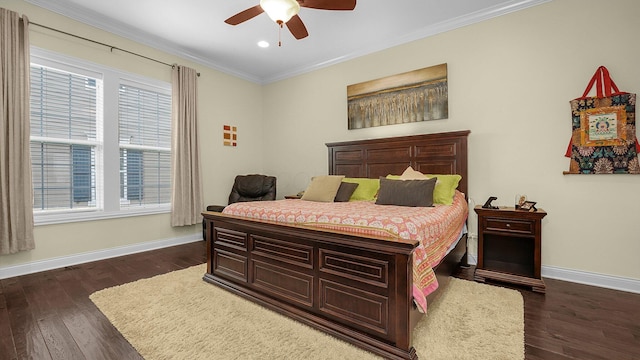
[260,0,300,24]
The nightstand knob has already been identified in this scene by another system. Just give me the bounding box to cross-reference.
[506,223,511,228]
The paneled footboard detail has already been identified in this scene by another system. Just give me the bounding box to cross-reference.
[212,228,248,282]
[318,248,393,337]
[203,214,419,360]
[252,260,314,308]
[319,279,389,336]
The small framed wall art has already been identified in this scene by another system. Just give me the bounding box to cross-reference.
[223,125,237,147]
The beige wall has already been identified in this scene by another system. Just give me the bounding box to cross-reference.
[262,0,640,281]
[2,0,639,284]
[1,0,264,269]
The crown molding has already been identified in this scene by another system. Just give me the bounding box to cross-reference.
[261,0,552,83]
[24,0,262,83]
[25,0,550,85]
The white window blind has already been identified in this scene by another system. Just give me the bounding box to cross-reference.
[30,64,102,212]
[118,82,172,208]
[29,48,172,224]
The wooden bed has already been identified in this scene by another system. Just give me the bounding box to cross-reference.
[202,130,470,360]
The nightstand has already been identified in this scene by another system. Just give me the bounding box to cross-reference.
[474,206,547,293]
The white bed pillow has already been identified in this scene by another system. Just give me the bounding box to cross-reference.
[400,166,428,179]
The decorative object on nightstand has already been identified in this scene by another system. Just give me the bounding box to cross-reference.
[481,196,498,209]
[474,205,547,293]
[284,190,304,199]
[518,200,537,211]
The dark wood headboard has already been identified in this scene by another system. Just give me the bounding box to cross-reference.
[326,130,470,197]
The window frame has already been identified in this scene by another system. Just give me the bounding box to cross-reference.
[31,48,172,226]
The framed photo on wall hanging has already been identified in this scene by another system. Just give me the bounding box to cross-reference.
[347,63,448,129]
[580,106,626,147]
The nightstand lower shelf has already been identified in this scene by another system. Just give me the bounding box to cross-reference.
[474,206,547,294]
[474,268,546,293]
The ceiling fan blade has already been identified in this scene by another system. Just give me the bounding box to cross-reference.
[286,15,309,40]
[224,5,264,25]
[299,0,356,11]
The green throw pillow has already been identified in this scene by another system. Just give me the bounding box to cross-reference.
[427,174,462,205]
[342,178,380,201]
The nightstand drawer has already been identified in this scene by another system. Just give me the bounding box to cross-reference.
[485,218,534,234]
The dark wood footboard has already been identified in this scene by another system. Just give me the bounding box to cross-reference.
[203,212,467,359]
[203,212,420,359]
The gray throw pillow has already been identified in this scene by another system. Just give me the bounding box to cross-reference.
[334,182,359,202]
[375,177,436,207]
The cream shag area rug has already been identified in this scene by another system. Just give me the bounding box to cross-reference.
[90,264,523,360]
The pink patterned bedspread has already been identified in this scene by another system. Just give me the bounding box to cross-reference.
[222,191,468,312]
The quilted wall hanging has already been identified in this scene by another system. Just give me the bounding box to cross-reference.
[565,66,639,174]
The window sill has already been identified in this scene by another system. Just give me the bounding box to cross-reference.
[34,206,171,226]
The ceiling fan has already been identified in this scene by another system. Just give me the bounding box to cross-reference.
[225,0,357,45]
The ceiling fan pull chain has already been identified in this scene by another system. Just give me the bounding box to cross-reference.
[278,20,283,47]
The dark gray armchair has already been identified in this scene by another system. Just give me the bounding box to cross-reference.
[203,174,276,239]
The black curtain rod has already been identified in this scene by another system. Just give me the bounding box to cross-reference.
[30,21,200,77]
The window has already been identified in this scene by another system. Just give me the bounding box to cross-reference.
[30,63,101,212]
[118,82,172,208]
[30,49,171,224]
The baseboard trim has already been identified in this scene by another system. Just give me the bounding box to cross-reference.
[4,240,638,294]
[465,254,638,294]
[0,234,202,280]
[542,265,640,294]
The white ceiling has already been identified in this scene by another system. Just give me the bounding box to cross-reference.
[26,0,548,84]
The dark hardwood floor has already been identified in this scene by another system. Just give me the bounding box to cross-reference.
[455,267,640,360]
[1,241,638,359]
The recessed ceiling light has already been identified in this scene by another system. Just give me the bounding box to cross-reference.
[257,41,270,48]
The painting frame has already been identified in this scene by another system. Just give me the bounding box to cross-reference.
[579,106,627,147]
[347,63,448,129]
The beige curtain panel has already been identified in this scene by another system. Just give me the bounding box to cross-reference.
[0,8,35,254]
[171,65,203,226]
